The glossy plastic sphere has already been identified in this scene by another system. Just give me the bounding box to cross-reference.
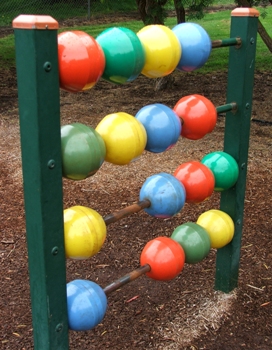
[58,31,105,92]
[171,222,211,264]
[140,237,185,280]
[197,209,235,249]
[95,112,147,165]
[174,161,215,203]
[135,103,181,152]
[137,25,181,78]
[201,151,239,191]
[67,279,107,331]
[96,27,145,84]
[61,123,106,180]
[139,172,186,218]
[173,94,217,140]
[64,206,106,259]
[172,23,211,72]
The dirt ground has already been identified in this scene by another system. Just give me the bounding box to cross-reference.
[0,17,272,349]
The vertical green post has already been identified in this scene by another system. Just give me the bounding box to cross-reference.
[13,15,69,349]
[215,8,259,292]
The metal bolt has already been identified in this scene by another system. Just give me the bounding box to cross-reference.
[55,323,63,332]
[250,37,255,44]
[236,219,241,226]
[245,103,250,109]
[51,246,59,255]
[47,159,55,169]
[43,61,52,72]
[241,163,246,170]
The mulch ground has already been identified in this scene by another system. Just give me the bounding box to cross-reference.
[0,16,271,350]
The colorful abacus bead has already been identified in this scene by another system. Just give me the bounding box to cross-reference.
[174,161,214,203]
[173,94,217,140]
[64,206,107,259]
[61,123,106,180]
[172,23,212,72]
[95,112,147,165]
[201,151,239,191]
[58,31,105,92]
[197,209,235,249]
[137,25,181,78]
[140,237,185,280]
[96,27,145,84]
[67,279,107,331]
[171,222,211,264]
[139,172,186,218]
[135,103,181,153]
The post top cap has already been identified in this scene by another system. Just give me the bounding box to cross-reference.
[12,15,59,29]
[231,8,260,17]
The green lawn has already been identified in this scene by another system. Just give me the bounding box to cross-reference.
[0,6,271,72]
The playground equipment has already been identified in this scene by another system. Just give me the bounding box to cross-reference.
[13,8,259,349]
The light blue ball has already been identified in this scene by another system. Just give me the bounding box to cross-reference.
[172,23,212,72]
[67,279,107,331]
[139,172,186,218]
[135,103,181,153]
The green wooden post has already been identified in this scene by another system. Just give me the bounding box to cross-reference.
[215,8,259,292]
[13,15,69,349]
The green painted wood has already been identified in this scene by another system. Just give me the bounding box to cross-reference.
[215,13,259,292]
[14,28,69,349]
[216,103,237,114]
[212,37,241,49]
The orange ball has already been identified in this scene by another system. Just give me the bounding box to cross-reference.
[174,161,215,203]
[140,237,185,280]
[173,94,217,140]
[58,31,105,92]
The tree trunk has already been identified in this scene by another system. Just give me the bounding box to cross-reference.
[135,0,166,25]
[173,0,186,23]
[238,0,272,53]
[257,19,272,53]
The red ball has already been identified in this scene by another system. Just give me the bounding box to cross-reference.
[140,237,185,280]
[173,94,217,140]
[58,31,105,92]
[174,161,215,203]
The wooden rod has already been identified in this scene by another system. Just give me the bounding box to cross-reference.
[103,199,151,226]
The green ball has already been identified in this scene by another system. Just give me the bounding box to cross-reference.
[201,151,239,191]
[61,123,106,180]
[171,222,211,264]
[96,27,145,84]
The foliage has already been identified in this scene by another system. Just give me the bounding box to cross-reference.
[174,0,215,20]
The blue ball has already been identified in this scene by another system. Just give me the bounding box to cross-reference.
[135,103,181,153]
[139,172,186,218]
[67,279,107,331]
[172,23,211,72]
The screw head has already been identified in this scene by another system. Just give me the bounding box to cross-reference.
[51,246,59,255]
[55,323,63,332]
[44,61,52,72]
[47,159,55,169]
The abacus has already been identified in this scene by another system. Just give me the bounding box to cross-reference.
[13,7,259,349]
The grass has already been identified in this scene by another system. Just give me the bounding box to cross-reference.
[0,7,271,72]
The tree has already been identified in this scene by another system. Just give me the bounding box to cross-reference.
[136,0,215,25]
[135,0,168,25]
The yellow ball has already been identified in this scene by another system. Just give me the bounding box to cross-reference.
[196,209,234,249]
[95,112,147,165]
[64,206,106,259]
[137,25,181,78]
